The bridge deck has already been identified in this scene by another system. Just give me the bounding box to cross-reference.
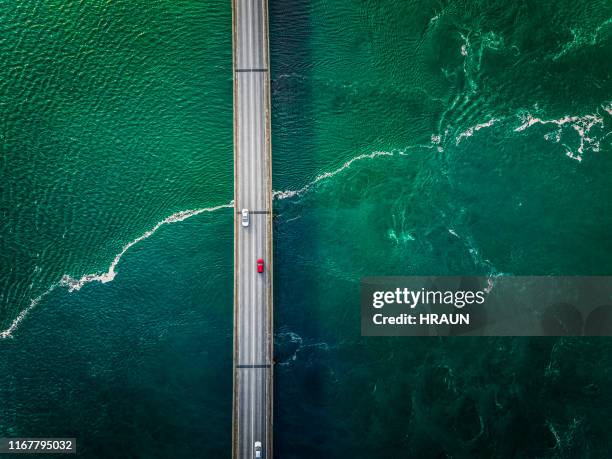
[232,0,273,458]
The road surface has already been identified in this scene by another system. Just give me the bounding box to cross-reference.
[232,0,273,458]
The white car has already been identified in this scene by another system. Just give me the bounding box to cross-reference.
[254,441,262,458]
[241,208,250,227]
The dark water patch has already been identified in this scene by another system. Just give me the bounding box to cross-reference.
[0,211,233,457]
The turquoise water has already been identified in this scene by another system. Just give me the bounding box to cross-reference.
[0,0,233,330]
[271,1,612,457]
[2,0,612,457]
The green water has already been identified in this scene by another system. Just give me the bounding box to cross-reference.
[271,1,612,457]
[0,0,233,327]
[2,0,612,457]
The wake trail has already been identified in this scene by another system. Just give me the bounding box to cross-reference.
[272,151,395,200]
[0,202,233,339]
[60,202,234,292]
[0,285,58,339]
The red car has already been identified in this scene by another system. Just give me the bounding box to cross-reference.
[257,258,264,273]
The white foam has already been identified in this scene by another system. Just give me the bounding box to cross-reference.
[455,118,500,145]
[0,202,233,339]
[0,285,58,339]
[60,202,234,292]
[273,151,394,200]
[514,113,600,132]
[514,112,604,160]
[565,149,583,162]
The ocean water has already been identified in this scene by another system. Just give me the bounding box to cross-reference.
[1,0,612,457]
[271,1,612,457]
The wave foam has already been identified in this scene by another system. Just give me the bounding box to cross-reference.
[0,285,59,339]
[273,151,394,200]
[0,202,233,339]
[455,118,500,145]
[60,203,234,292]
[514,112,605,161]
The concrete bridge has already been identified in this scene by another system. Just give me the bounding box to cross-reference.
[232,0,273,457]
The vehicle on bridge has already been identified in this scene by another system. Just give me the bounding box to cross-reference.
[254,441,262,458]
[257,258,264,273]
[241,208,249,227]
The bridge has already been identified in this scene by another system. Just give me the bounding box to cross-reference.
[232,0,273,457]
